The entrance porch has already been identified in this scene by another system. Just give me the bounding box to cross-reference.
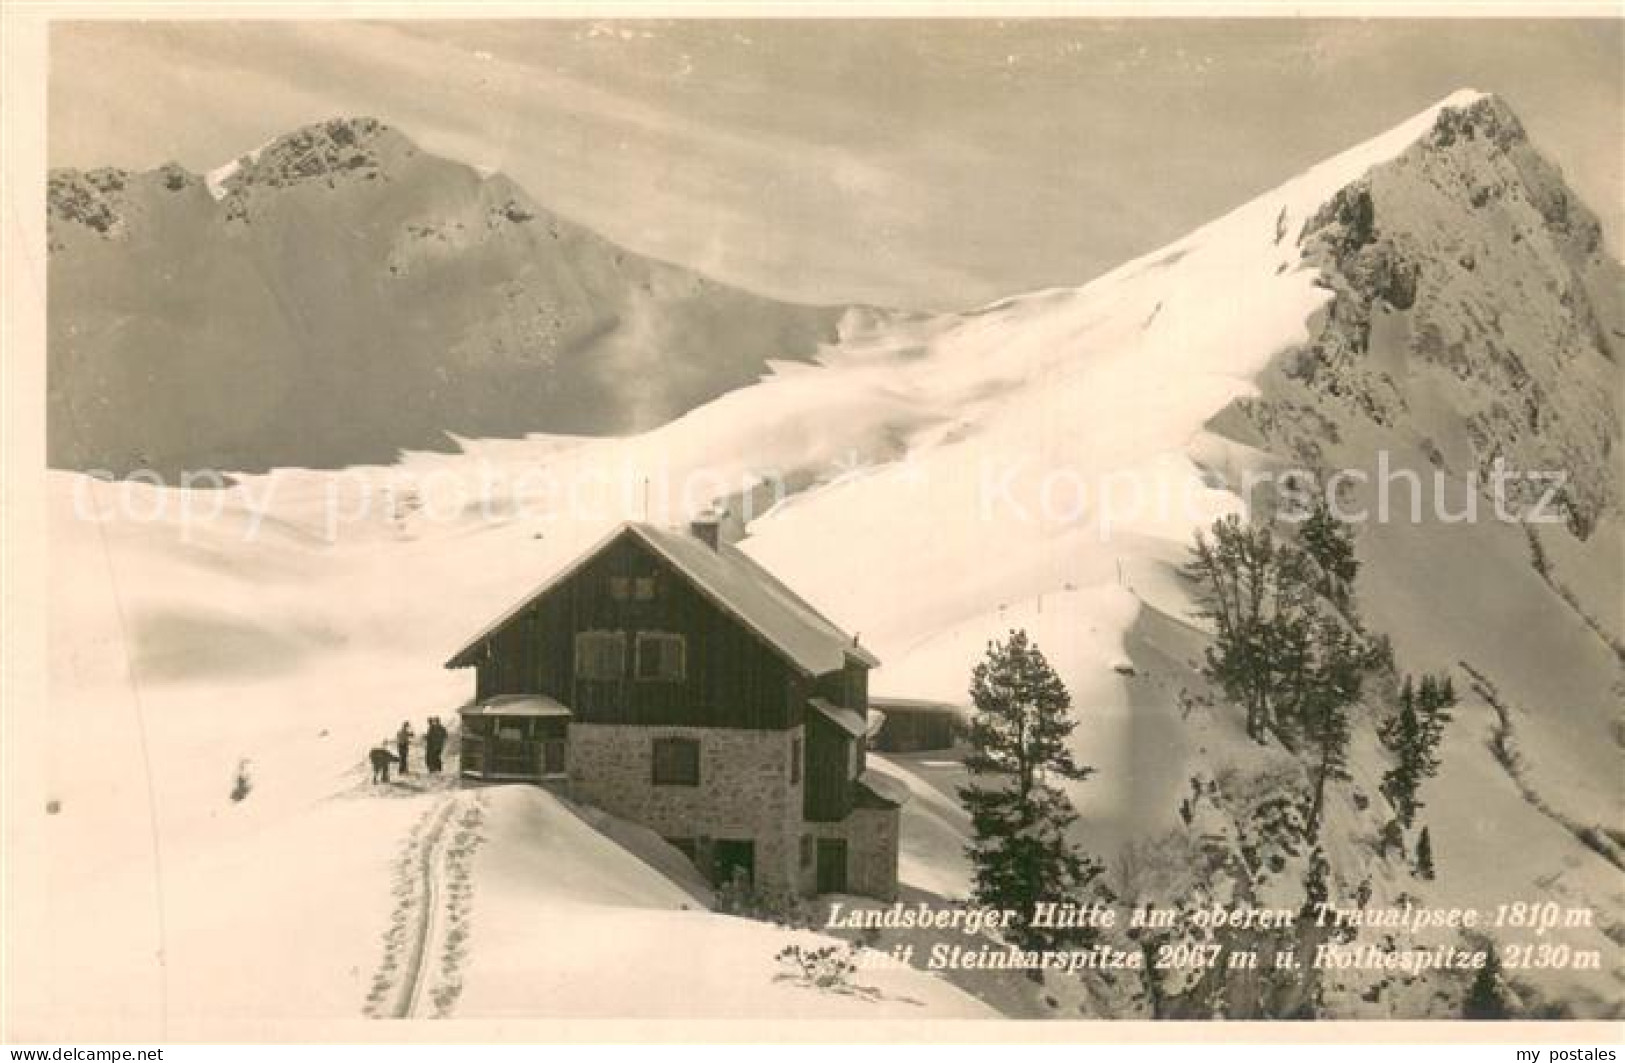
[457,694,571,782]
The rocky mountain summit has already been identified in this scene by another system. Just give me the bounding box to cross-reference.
[1237,95,1620,539]
[47,118,847,476]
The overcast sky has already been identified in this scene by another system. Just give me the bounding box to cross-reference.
[49,18,1622,310]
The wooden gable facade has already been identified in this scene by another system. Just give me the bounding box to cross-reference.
[469,530,812,731]
[448,523,877,823]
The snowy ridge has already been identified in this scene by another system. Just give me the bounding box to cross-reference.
[204,141,268,200]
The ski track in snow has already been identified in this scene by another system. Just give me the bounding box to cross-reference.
[424,793,488,1018]
[365,790,488,1019]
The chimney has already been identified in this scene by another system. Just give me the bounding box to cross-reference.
[689,507,725,550]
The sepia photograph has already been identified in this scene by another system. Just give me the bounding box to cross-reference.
[2,4,1621,1051]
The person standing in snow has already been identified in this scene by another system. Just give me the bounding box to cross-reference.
[369,741,397,784]
[424,716,448,775]
[396,721,415,775]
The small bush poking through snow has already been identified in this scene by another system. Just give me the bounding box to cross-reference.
[714,868,813,928]
[773,943,875,999]
[230,759,253,803]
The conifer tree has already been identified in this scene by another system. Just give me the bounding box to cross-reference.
[1416,673,1456,774]
[1303,614,1367,836]
[959,630,1105,951]
[1298,496,1360,606]
[1463,944,1513,1019]
[1301,846,1331,916]
[1186,516,1316,742]
[1381,679,1426,828]
[1382,675,1415,741]
[1415,825,1436,880]
[1382,673,1456,829]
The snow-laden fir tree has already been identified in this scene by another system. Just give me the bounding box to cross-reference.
[958,630,1105,952]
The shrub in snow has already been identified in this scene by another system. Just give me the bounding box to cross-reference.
[230,759,253,803]
[714,868,811,928]
[773,943,873,998]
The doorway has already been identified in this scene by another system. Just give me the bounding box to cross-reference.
[712,839,756,889]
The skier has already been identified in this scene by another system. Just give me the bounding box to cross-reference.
[396,721,415,775]
[369,740,397,784]
[424,716,449,775]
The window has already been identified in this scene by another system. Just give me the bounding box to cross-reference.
[636,631,686,682]
[575,631,626,680]
[790,736,803,785]
[612,575,658,601]
[652,736,700,786]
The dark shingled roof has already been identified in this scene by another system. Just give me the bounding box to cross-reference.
[445,522,879,676]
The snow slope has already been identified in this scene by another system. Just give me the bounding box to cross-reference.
[12,90,1622,1032]
[458,786,992,1019]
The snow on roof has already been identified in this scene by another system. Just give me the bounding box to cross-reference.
[636,523,880,674]
[459,694,573,718]
[445,522,879,676]
[856,770,910,808]
[869,696,969,718]
[810,697,868,738]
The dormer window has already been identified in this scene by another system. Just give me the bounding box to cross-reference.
[636,631,686,682]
